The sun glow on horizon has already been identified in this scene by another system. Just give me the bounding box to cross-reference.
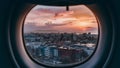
[24,5,98,34]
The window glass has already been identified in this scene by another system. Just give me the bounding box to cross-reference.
[23,5,98,66]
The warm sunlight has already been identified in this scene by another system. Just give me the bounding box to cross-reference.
[24,5,98,66]
[24,5,98,34]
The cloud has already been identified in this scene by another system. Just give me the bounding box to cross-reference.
[45,22,73,26]
[34,5,66,14]
[24,5,98,34]
[24,22,54,33]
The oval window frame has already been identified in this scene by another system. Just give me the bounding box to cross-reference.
[22,4,100,67]
[8,2,114,68]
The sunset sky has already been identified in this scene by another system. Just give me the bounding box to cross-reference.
[24,5,98,34]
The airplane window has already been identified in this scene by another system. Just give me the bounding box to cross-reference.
[23,5,98,66]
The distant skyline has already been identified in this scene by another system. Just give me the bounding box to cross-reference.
[24,5,98,34]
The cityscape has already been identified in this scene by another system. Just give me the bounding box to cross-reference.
[24,32,98,65]
[24,5,98,65]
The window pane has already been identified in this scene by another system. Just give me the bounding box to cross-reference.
[23,5,98,66]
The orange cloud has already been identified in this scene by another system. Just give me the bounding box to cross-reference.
[24,5,98,34]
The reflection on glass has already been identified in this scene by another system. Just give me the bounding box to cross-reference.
[23,5,98,65]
